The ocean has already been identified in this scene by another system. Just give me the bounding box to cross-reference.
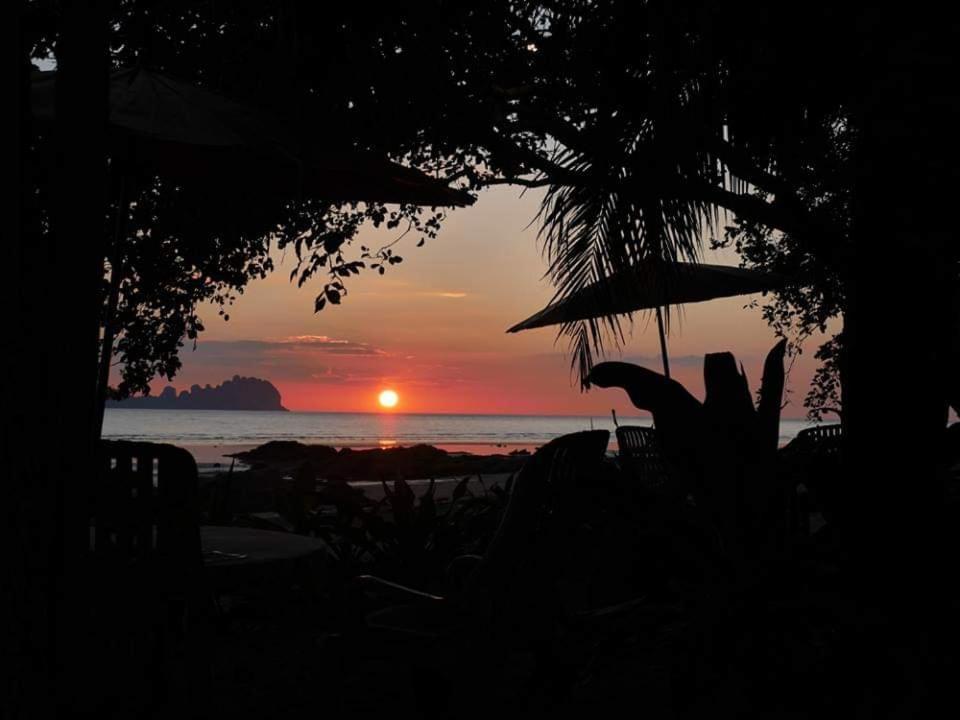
[103,408,822,461]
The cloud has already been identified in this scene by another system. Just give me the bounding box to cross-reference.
[173,335,391,383]
[183,335,384,358]
[308,367,354,384]
[274,335,386,355]
[420,291,468,299]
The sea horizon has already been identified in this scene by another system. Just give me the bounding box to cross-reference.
[104,406,822,421]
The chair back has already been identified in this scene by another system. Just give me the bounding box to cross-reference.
[85,441,203,710]
[471,431,610,622]
[616,425,668,490]
[794,423,843,457]
[92,440,201,578]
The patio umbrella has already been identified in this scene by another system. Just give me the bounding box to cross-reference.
[30,66,474,207]
[507,261,784,377]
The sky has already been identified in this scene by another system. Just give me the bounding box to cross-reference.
[157,186,835,417]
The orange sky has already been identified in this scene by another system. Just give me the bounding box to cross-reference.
[157,186,835,417]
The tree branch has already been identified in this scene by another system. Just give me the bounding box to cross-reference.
[511,105,588,154]
[479,176,553,189]
[707,136,787,196]
[482,132,582,184]
[678,181,844,254]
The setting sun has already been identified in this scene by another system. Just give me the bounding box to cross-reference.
[378,389,399,409]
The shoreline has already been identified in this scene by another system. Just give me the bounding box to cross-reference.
[191,441,533,508]
[130,431,819,469]
[179,441,542,467]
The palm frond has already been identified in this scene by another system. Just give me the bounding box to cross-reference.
[536,132,718,386]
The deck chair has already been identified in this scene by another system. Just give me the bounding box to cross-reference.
[336,431,617,714]
[355,431,611,625]
[616,425,670,492]
[85,440,204,712]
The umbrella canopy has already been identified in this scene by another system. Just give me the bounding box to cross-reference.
[31,66,474,208]
[508,261,783,333]
[507,261,784,377]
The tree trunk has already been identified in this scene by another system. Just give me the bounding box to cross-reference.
[94,249,123,439]
[49,1,109,712]
[844,18,959,608]
[7,7,56,717]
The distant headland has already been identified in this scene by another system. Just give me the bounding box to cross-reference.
[107,375,288,411]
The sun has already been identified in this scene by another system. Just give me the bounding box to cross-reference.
[378,389,399,409]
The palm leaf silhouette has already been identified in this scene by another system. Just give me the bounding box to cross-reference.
[535,124,723,385]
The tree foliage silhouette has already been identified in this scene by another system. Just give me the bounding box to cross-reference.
[27,1,494,403]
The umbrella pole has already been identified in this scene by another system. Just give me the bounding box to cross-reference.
[655,306,671,378]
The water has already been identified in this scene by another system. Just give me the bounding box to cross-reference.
[103,408,821,452]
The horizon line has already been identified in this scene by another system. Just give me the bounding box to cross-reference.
[105,406,823,421]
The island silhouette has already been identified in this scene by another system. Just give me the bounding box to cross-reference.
[107,375,287,411]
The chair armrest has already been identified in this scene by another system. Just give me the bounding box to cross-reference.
[571,596,683,625]
[349,574,447,605]
[232,511,295,533]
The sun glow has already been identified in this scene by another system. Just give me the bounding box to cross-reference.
[378,389,399,409]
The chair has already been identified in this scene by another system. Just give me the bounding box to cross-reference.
[85,440,204,712]
[793,423,843,457]
[338,431,615,712]
[92,440,202,571]
[357,430,611,623]
[616,425,669,491]
[782,424,843,535]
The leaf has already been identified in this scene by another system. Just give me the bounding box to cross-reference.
[757,338,788,452]
[315,296,327,312]
[418,479,437,525]
[325,288,341,304]
[323,234,345,254]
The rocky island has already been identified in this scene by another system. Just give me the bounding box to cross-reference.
[107,375,287,411]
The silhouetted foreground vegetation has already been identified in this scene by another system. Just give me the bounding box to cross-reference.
[153,422,958,719]
[10,2,959,718]
[176,359,959,718]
